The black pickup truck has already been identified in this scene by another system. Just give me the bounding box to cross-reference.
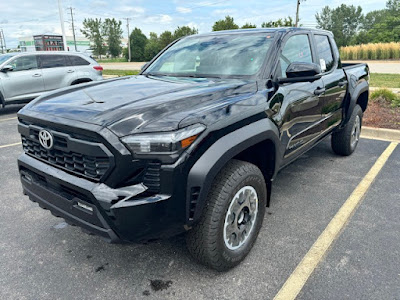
[17,28,369,271]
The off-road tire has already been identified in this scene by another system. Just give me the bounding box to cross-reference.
[186,159,266,271]
[331,104,363,156]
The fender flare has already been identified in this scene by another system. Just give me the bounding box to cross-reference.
[71,78,93,85]
[0,91,4,108]
[186,118,282,224]
[343,79,369,125]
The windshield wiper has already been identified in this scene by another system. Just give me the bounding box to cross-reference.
[175,74,222,79]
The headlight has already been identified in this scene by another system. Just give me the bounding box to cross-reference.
[121,124,206,156]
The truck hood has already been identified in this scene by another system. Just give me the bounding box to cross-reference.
[21,75,257,137]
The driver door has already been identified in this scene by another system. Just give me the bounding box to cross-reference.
[1,55,44,101]
[274,33,326,164]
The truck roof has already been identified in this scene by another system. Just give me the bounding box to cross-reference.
[191,27,333,38]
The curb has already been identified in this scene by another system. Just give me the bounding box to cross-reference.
[361,126,400,142]
[370,86,400,93]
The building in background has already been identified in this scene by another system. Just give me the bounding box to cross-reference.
[19,35,91,53]
[34,35,64,51]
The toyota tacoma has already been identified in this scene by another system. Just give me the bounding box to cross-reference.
[17,28,369,271]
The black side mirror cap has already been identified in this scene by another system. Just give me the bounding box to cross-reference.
[286,62,322,78]
[278,62,322,84]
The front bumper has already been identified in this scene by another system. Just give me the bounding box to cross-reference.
[18,153,185,243]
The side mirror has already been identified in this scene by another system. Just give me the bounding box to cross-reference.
[1,65,13,72]
[286,62,321,78]
[141,62,149,71]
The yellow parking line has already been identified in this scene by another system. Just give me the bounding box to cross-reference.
[0,117,17,122]
[274,142,398,300]
[0,142,21,149]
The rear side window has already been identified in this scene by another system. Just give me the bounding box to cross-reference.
[40,55,67,69]
[314,35,334,72]
[279,34,313,78]
[69,55,90,66]
[9,56,38,71]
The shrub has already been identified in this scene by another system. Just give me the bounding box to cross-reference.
[371,88,400,107]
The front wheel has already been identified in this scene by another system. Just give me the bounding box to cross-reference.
[331,104,363,156]
[186,160,266,271]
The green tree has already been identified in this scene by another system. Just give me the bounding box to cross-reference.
[125,27,148,61]
[81,18,106,57]
[159,31,174,49]
[315,4,363,47]
[212,16,239,31]
[241,23,257,29]
[103,18,123,57]
[173,26,198,39]
[261,16,295,28]
[353,0,400,43]
[144,32,162,61]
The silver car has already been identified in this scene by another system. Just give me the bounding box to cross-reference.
[0,52,103,108]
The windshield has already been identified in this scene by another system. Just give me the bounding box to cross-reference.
[145,33,275,77]
[0,54,15,65]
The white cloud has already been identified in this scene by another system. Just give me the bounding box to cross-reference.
[145,14,173,24]
[212,8,237,16]
[115,6,145,15]
[176,6,192,14]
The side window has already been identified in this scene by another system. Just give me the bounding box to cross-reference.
[69,56,90,66]
[314,35,334,72]
[40,55,67,69]
[279,34,312,78]
[9,56,38,72]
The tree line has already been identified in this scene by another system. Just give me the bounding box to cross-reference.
[316,0,400,47]
[80,0,399,60]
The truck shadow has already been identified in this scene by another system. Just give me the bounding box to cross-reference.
[0,104,25,116]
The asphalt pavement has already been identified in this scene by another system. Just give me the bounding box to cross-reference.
[0,105,399,300]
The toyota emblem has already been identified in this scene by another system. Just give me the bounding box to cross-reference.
[38,129,54,150]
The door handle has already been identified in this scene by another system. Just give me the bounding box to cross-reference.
[32,73,42,77]
[314,87,326,96]
[67,70,75,73]
[338,80,348,87]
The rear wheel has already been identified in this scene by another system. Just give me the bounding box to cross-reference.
[331,104,363,156]
[186,160,266,271]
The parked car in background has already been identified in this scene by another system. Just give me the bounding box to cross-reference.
[0,52,103,109]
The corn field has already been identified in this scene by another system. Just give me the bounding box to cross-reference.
[340,42,400,60]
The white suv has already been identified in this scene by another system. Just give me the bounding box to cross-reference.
[0,52,103,108]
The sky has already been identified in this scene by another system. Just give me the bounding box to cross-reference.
[0,0,389,48]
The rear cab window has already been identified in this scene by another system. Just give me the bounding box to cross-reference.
[314,35,335,72]
[279,34,313,78]
[39,55,67,69]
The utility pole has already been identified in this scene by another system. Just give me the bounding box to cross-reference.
[0,29,6,54]
[58,0,68,51]
[68,7,77,51]
[124,18,132,62]
[295,0,306,27]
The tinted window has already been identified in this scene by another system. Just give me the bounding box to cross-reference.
[280,34,312,77]
[315,35,334,72]
[69,55,90,66]
[40,55,66,68]
[9,56,38,71]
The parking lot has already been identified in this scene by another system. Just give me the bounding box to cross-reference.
[0,105,399,300]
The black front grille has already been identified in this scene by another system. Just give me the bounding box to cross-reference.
[22,137,110,181]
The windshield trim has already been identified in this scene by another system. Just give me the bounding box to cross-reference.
[143,32,279,80]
